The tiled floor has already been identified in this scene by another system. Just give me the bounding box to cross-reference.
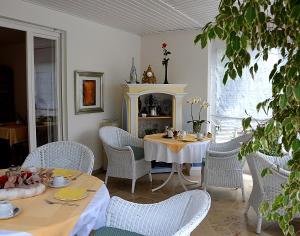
[96,172,299,236]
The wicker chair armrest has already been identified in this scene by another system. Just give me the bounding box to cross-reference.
[272,165,290,178]
[207,148,240,157]
[128,136,144,148]
[104,143,135,162]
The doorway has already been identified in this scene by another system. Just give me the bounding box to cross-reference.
[0,21,64,168]
[0,27,28,167]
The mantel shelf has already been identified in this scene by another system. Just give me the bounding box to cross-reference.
[138,116,172,120]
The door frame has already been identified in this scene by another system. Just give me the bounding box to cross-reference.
[0,17,67,152]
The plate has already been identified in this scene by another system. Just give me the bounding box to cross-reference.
[54,187,88,201]
[180,138,198,142]
[0,207,21,220]
[52,169,80,178]
[48,179,71,188]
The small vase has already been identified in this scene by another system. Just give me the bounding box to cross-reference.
[164,63,169,84]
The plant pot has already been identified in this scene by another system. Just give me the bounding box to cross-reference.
[193,122,202,134]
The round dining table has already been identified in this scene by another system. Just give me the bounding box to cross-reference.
[0,171,110,236]
[144,133,210,192]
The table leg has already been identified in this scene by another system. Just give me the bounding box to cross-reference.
[152,163,175,192]
[178,165,201,184]
[175,164,188,191]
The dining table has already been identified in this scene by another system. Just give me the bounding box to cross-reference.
[144,133,210,192]
[0,170,110,236]
[0,123,28,146]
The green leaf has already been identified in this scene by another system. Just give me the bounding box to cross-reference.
[258,12,266,23]
[200,34,207,48]
[261,168,272,177]
[223,71,229,84]
[279,95,287,109]
[214,26,223,38]
[265,121,274,135]
[292,139,300,153]
[225,46,234,58]
[254,63,258,73]
[260,137,268,150]
[229,69,237,79]
[242,117,251,130]
[237,15,244,26]
[232,36,240,51]
[245,6,256,25]
[208,29,216,40]
[293,82,300,101]
[194,33,202,44]
[287,67,297,79]
[241,35,248,48]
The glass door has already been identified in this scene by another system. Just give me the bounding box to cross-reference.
[33,37,59,147]
[27,32,62,150]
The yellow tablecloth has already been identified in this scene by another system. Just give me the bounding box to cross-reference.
[144,133,211,153]
[0,124,28,146]
[0,173,103,236]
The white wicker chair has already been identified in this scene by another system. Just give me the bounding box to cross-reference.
[203,133,252,201]
[95,190,211,236]
[22,141,94,174]
[245,152,290,233]
[99,126,151,193]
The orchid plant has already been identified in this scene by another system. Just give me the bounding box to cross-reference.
[187,97,209,133]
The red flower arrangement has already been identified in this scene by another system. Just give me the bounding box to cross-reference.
[162,42,167,48]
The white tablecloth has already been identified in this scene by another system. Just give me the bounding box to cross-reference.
[144,140,210,164]
[0,185,110,236]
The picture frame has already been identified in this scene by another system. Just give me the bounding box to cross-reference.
[74,71,104,114]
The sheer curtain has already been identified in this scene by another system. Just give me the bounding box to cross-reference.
[210,41,276,142]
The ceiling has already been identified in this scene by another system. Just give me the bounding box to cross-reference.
[22,0,219,35]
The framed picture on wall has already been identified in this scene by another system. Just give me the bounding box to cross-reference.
[74,71,104,114]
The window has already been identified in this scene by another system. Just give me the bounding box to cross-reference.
[210,41,278,142]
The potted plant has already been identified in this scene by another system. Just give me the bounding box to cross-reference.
[194,0,300,235]
[187,97,209,134]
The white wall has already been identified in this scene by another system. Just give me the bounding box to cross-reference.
[141,30,209,132]
[0,0,141,170]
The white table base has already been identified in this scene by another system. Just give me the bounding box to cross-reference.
[145,139,209,192]
[152,163,201,192]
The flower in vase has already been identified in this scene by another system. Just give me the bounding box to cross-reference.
[187,97,210,133]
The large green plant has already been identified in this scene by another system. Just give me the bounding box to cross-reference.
[194,0,300,235]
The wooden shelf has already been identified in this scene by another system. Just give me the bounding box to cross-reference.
[138,116,172,120]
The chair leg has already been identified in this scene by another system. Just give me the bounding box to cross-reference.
[148,172,152,182]
[241,187,245,202]
[105,175,108,185]
[131,179,136,194]
[256,214,263,234]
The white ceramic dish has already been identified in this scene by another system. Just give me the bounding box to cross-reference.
[0,207,21,220]
[0,184,46,201]
[48,179,71,188]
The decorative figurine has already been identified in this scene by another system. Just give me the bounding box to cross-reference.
[126,57,138,84]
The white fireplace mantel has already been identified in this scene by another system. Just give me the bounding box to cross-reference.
[122,84,187,137]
